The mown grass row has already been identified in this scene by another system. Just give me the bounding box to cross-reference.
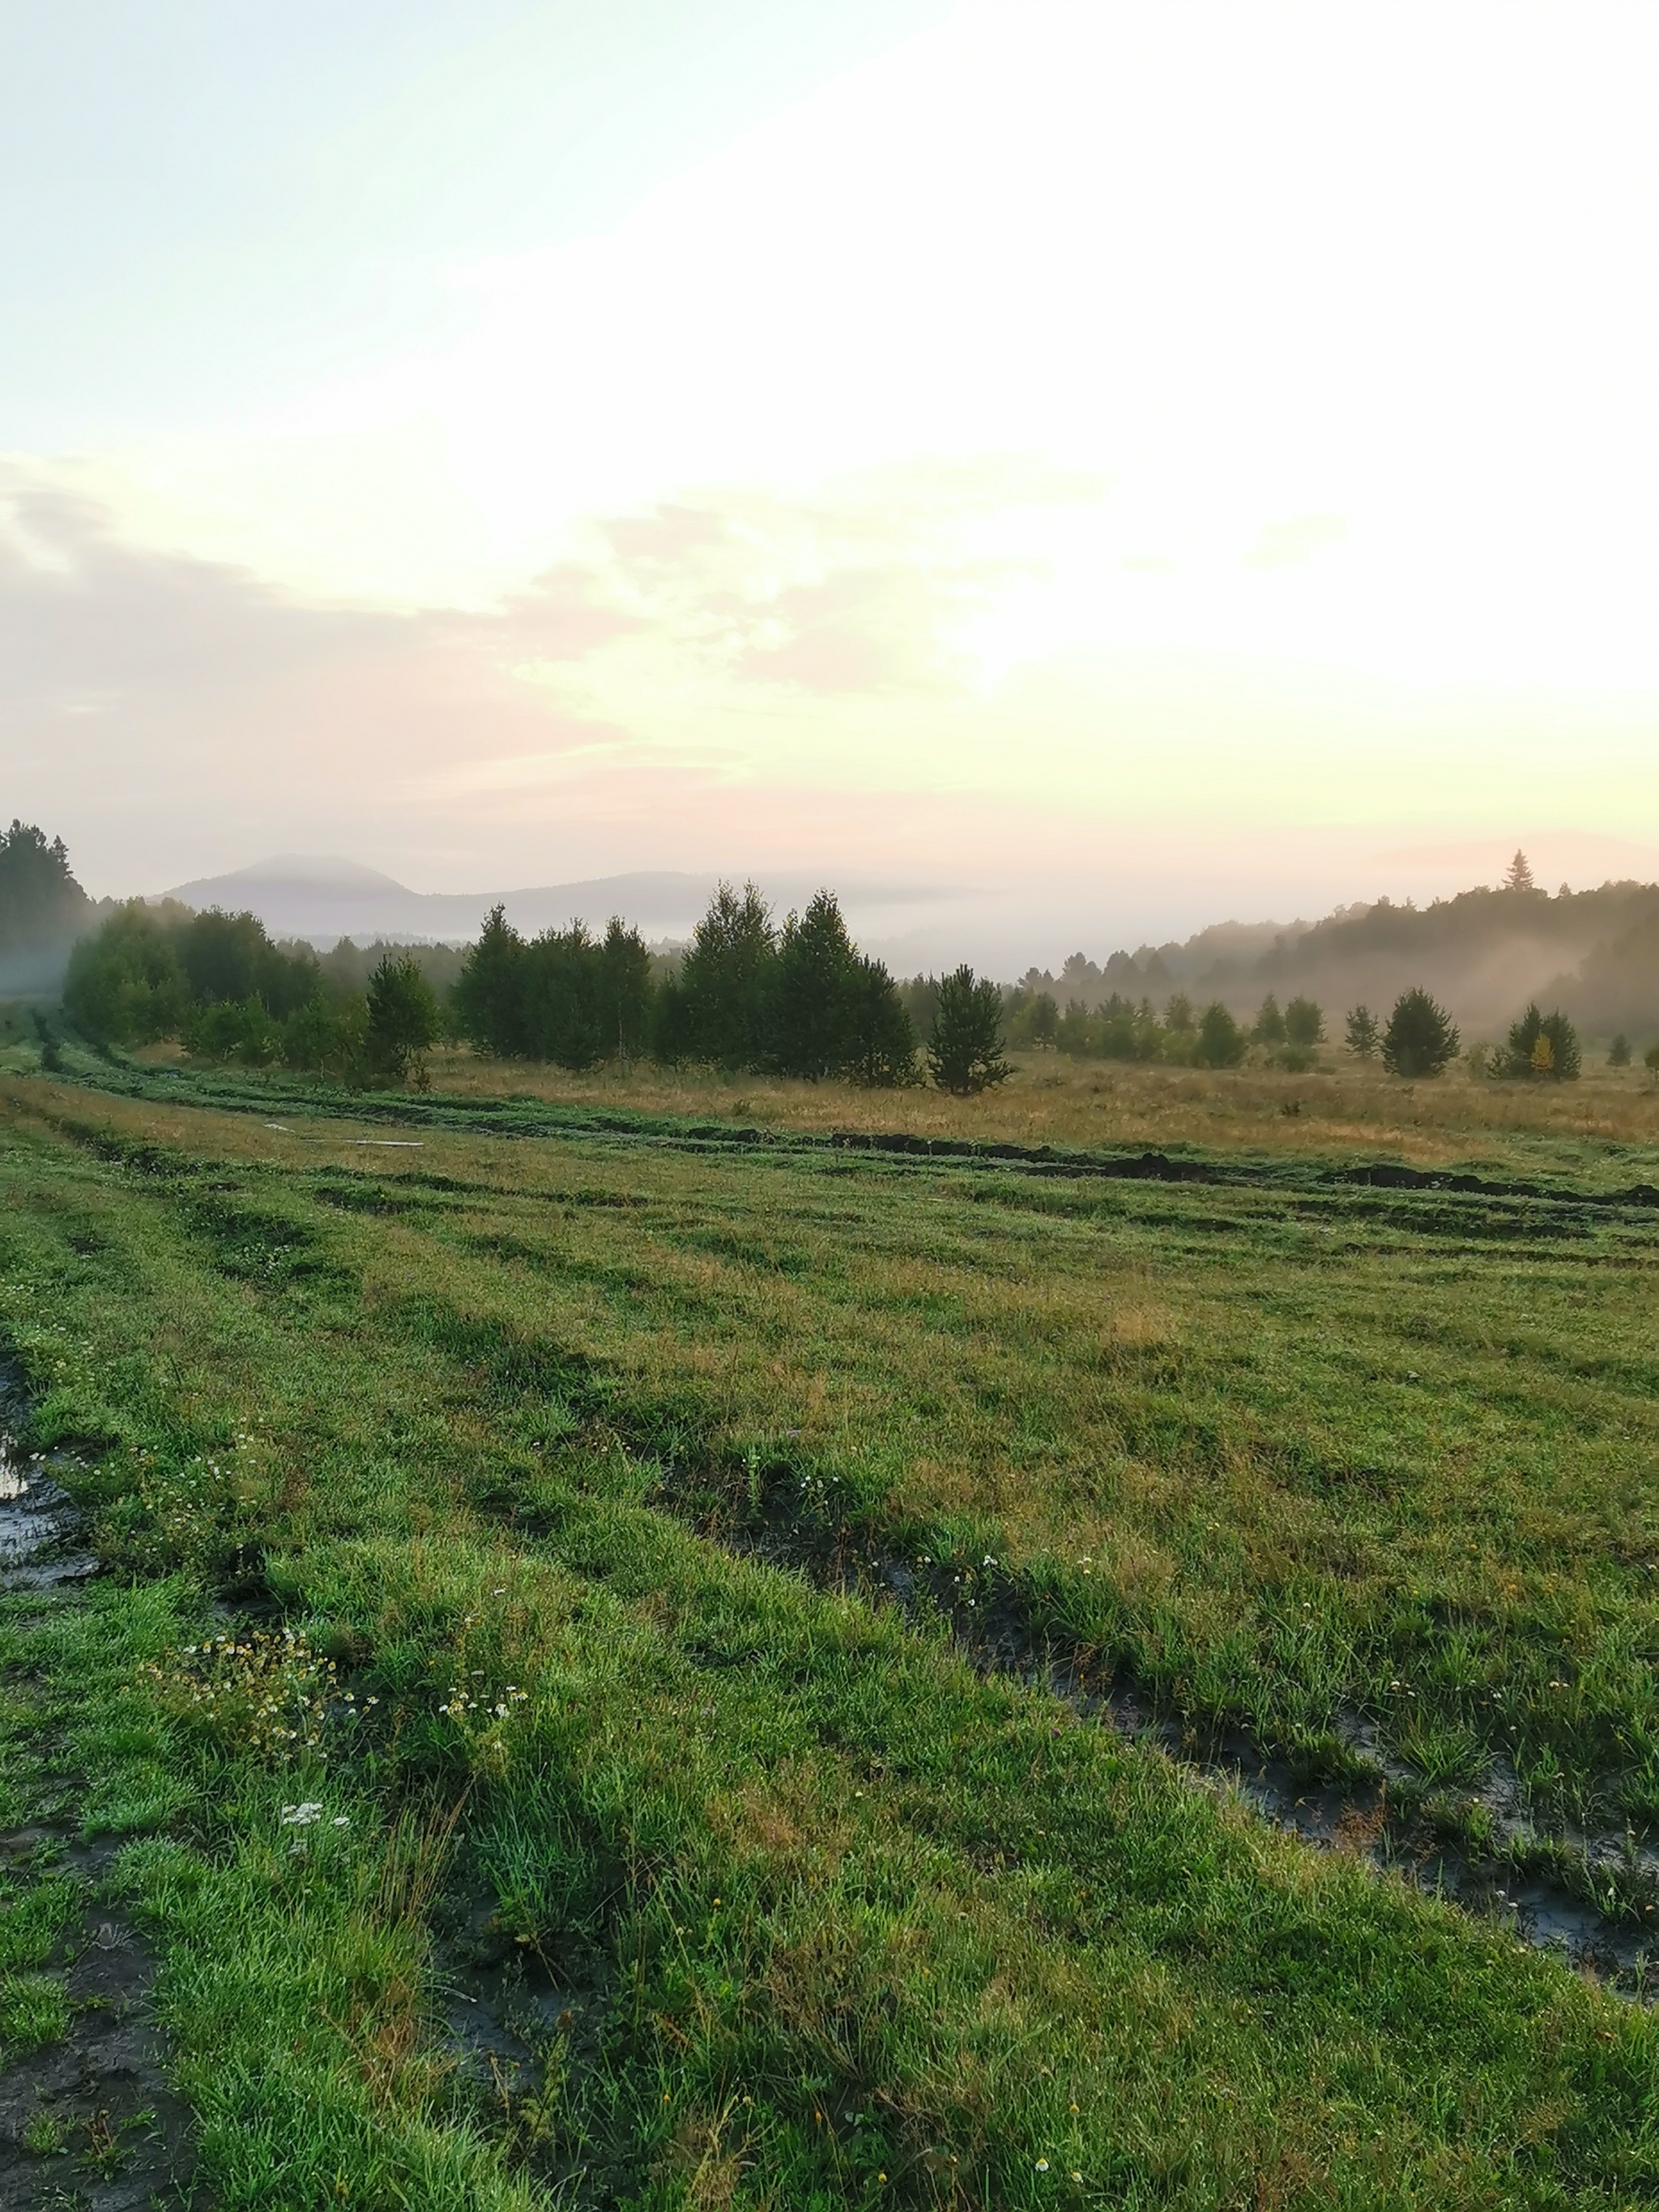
[17,1078,1659,1826]
[2,1080,1658,2204]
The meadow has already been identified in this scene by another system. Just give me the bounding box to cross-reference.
[2,1045,1658,2206]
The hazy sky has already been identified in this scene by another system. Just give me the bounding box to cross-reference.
[5,1,1659,959]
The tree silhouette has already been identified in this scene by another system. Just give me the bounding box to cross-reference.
[1503,850,1536,892]
[1345,1005,1380,1059]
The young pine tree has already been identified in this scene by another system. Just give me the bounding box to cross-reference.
[844,956,917,1086]
[772,890,859,1079]
[927,966,1009,1095]
[599,916,654,1065]
[678,882,777,1069]
[1609,1033,1631,1068]
[1284,995,1324,1048]
[366,954,440,1082]
[1381,988,1459,1077]
[1504,1003,1580,1081]
[1193,1003,1246,1068]
[1344,1005,1380,1059]
[454,906,530,1057]
[1252,994,1287,1046]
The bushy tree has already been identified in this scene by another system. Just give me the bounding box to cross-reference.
[281,992,367,1079]
[453,906,530,1058]
[1193,1003,1246,1068]
[187,995,279,1066]
[1503,1003,1580,1081]
[1252,994,1286,1046]
[1285,995,1324,1048]
[676,882,777,1068]
[366,954,439,1080]
[928,965,1009,1095]
[1609,1033,1631,1068]
[1382,988,1459,1077]
[1345,1005,1380,1059]
[63,901,190,1043]
[1164,993,1195,1034]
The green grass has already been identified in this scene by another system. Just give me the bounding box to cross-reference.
[2,1072,1658,2206]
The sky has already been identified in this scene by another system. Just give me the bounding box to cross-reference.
[4,0,1659,967]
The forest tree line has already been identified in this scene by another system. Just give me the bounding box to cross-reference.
[59,884,1011,1093]
[54,879,1637,1093]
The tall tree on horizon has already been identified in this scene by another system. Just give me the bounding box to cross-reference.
[1503,850,1536,892]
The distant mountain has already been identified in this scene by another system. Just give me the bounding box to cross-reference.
[160,858,722,947]
[156,856,957,953]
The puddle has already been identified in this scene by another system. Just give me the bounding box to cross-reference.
[680,1485,1659,1995]
[0,1378,99,1594]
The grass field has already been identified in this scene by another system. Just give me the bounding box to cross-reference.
[2,1051,1659,2206]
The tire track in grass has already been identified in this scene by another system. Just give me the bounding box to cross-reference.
[0,1375,198,2208]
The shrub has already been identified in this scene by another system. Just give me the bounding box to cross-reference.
[1382,989,1459,1078]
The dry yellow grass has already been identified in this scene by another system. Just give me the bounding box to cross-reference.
[403,1046,1659,1174]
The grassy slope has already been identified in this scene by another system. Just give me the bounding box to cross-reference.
[1,1072,1657,2206]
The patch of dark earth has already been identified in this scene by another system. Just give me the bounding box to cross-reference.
[0,1379,202,2209]
[650,1463,1659,1997]
[433,1873,629,2206]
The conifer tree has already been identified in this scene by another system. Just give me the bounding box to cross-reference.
[1345,1004,1380,1059]
[678,882,777,1068]
[366,953,439,1080]
[1381,988,1459,1077]
[1503,850,1536,892]
[844,956,917,1086]
[453,906,529,1057]
[773,890,859,1078]
[1193,1003,1246,1068]
[928,965,1009,1094]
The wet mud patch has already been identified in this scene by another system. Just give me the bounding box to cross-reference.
[0,1828,199,2210]
[432,1876,625,2206]
[655,1461,1659,1996]
[0,1370,200,2207]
